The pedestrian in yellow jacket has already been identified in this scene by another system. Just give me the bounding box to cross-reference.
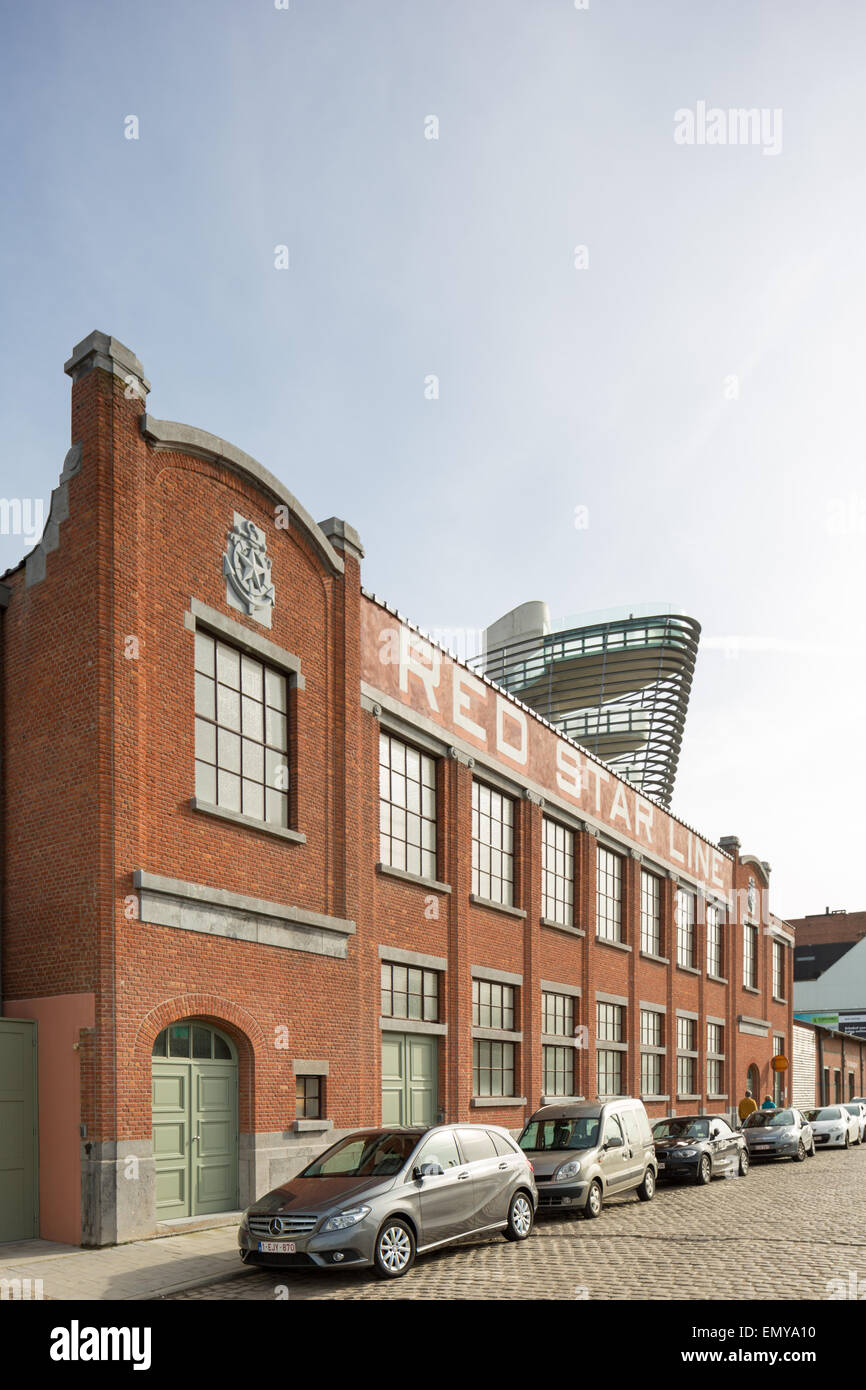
[738,1090,758,1122]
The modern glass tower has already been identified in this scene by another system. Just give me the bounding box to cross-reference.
[471,601,701,808]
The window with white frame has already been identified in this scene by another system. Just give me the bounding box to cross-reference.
[676,1015,697,1096]
[707,1022,724,1096]
[596,1000,625,1097]
[194,630,289,827]
[743,924,758,989]
[542,818,574,925]
[676,887,696,969]
[472,781,514,906]
[640,870,661,955]
[542,990,576,1097]
[640,1007,665,1097]
[772,940,785,999]
[706,901,723,977]
[378,733,437,880]
[596,846,623,942]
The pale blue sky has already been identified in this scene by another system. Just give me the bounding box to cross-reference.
[1,0,864,917]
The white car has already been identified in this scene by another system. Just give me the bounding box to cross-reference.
[842,1101,866,1142]
[805,1105,861,1148]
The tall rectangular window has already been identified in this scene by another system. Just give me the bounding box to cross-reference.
[743,924,758,989]
[542,818,574,925]
[676,888,696,969]
[472,781,514,906]
[472,978,515,1031]
[596,1000,625,1098]
[378,733,437,880]
[706,901,723,977]
[542,991,574,1038]
[639,1008,664,1098]
[640,870,661,955]
[773,1033,785,1106]
[195,631,289,827]
[543,1045,574,1097]
[596,847,623,943]
[676,1015,697,1096]
[772,941,785,999]
[473,1040,515,1098]
[707,1022,724,1097]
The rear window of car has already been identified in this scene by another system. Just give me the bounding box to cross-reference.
[456,1128,498,1163]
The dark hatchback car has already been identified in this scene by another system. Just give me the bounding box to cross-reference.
[653,1114,749,1184]
[238,1124,537,1278]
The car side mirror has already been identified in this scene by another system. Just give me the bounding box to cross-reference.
[413,1162,443,1179]
[605,1135,624,1149]
[711,1127,720,1138]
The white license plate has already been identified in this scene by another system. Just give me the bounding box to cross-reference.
[755,1144,771,1150]
[257,1240,296,1253]
[658,1162,666,1169]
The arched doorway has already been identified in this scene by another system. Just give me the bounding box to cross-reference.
[747,1063,760,1101]
[151,1020,239,1222]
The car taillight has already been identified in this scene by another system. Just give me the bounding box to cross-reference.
[528,1161,534,1173]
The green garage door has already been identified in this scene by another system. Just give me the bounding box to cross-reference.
[0,1019,38,1242]
[152,1021,238,1222]
[382,1033,437,1126]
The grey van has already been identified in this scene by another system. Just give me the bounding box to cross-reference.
[517,1099,657,1217]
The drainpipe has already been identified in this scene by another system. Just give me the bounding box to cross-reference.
[818,1030,825,1105]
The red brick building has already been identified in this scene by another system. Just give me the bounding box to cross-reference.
[0,332,792,1247]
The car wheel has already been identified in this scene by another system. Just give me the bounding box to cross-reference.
[503,1190,534,1242]
[637,1166,656,1201]
[738,1148,749,1177]
[696,1154,712,1185]
[584,1180,603,1218]
[373,1219,416,1279]
[794,1140,806,1162]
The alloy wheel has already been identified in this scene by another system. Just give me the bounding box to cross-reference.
[378,1225,413,1272]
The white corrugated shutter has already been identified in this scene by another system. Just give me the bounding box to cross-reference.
[793,1024,817,1109]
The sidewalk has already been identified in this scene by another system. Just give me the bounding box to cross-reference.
[0,1224,248,1301]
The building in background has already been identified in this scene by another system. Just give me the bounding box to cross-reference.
[0,332,789,1249]
[471,600,700,807]
[792,908,866,1039]
[792,1018,866,1108]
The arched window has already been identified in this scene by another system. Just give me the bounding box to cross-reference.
[152,1021,234,1061]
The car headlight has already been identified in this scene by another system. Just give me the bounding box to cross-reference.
[678,1149,697,1158]
[554,1160,582,1182]
[778,1128,796,1139]
[323,1205,372,1232]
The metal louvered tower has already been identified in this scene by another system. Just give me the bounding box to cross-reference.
[471,601,701,808]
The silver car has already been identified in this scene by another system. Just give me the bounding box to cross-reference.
[741,1107,815,1161]
[238,1124,537,1278]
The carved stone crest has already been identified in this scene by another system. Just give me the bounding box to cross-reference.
[223,513,275,627]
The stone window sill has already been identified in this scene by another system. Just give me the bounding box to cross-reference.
[640,951,669,965]
[707,1093,729,1101]
[596,936,631,953]
[376,863,452,894]
[379,1017,446,1037]
[772,995,787,1005]
[469,895,527,920]
[191,798,306,844]
[541,917,585,936]
[707,974,728,985]
[676,962,700,975]
[541,1095,585,1106]
[471,1096,527,1108]
[677,1093,701,1102]
[743,985,760,995]
[641,1094,670,1103]
[293,1119,332,1134]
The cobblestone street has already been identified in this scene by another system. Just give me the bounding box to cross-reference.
[163,1144,866,1302]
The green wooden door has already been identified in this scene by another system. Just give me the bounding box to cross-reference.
[381,1033,437,1127]
[0,1019,38,1242]
[152,1022,238,1221]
